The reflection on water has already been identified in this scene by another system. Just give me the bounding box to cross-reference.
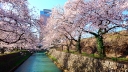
[15,52,61,72]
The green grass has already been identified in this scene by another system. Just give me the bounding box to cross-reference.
[62,50,128,62]
[51,56,57,61]
[81,52,100,58]
[63,50,100,58]
[0,50,27,56]
[63,50,78,54]
[111,57,128,62]
[81,52,87,56]
[0,51,20,56]
[47,53,57,62]
[49,55,57,61]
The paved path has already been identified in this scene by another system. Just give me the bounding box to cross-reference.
[15,52,61,72]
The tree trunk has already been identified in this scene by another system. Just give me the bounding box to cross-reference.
[78,41,81,54]
[66,45,70,53]
[66,40,70,53]
[1,48,5,54]
[61,45,63,51]
[76,35,82,54]
[96,35,106,58]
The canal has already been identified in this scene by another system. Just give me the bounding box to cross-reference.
[15,52,61,72]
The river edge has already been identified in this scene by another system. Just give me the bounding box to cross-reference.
[45,52,67,72]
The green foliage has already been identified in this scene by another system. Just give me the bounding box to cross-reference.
[110,35,121,39]
[63,50,68,53]
[81,52,87,56]
[96,36,105,58]
[63,50,78,54]
[89,54,95,57]
[52,57,57,61]
[111,57,128,62]
[61,49,128,62]
[118,58,128,61]
[44,52,48,54]
[47,53,57,62]
[111,57,118,61]
[49,56,57,61]
[82,52,100,58]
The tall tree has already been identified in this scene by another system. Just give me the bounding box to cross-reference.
[43,7,85,53]
[64,0,128,57]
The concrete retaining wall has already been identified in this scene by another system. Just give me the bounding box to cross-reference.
[0,51,32,72]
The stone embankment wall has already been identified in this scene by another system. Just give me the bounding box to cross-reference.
[48,49,128,72]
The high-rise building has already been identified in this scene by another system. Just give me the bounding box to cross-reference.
[39,9,51,43]
[40,9,51,17]
[40,9,51,25]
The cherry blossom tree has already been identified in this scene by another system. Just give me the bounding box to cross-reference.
[64,0,128,57]
[0,0,39,52]
[42,7,85,53]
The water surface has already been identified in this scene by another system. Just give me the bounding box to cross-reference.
[15,52,61,72]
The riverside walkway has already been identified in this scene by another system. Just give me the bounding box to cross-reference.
[15,52,61,72]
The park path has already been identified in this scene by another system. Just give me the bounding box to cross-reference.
[14,52,61,72]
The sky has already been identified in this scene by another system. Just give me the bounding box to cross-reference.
[28,0,67,16]
[27,0,67,37]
